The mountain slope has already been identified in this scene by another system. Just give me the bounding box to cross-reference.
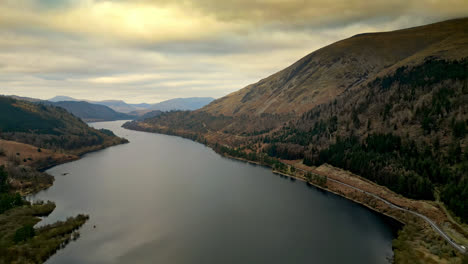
[94,100,141,113]
[0,96,127,154]
[52,101,133,122]
[129,97,215,116]
[46,97,215,114]
[204,18,468,116]
[48,96,146,113]
[149,97,215,111]
[48,96,77,102]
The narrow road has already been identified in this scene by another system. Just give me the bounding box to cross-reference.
[298,168,467,254]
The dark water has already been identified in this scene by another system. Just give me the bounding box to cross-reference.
[31,120,399,264]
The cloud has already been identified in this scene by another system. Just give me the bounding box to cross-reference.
[0,0,467,103]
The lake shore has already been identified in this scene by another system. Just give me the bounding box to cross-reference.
[122,123,468,263]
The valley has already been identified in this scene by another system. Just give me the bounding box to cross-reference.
[1,7,467,263]
[123,18,468,263]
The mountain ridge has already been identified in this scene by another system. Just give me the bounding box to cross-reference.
[202,17,468,117]
[51,101,133,122]
[47,96,215,114]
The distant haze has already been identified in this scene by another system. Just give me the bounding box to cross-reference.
[1,1,467,103]
[47,96,214,113]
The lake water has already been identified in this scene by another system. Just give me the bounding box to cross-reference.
[32,120,399,264]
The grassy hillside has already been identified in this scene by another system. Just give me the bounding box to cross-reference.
[148,97,215,111]
[0,96,127,154]
[203,18,468,116]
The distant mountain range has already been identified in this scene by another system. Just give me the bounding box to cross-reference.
[50,101,133,122]
[0,95,214,122]
[48,96,143,113]
[48,96,215,114]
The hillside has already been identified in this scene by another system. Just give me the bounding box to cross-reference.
[136,110,162,121]
[52,101,133,122]
[0,96,128,154]
[48,96,146,113]
[48,96,77,102]
[46,96,215,115]
[0,96,129,263]
[203,18,468,117]
[94,100,142,113]
[124,17,468,225]
[4,95,43,103]
[149,97,214,111]
[130,97,215,116]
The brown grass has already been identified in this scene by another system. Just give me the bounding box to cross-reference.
[0,139,77,170]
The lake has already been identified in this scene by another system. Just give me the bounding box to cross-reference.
[31,120,399,264]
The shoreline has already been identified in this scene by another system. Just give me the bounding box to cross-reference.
[223,152,408,227]
[37,140,130,172]
[122,124,468,259]
[123,125,410,224]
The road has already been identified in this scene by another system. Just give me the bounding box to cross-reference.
[298,168,467,254]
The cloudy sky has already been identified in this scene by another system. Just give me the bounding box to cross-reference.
[1,0,467,103]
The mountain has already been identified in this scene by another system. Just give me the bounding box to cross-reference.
[129,103,152,108]
[47,97,145,113]
[46,97,214,114]
[124,18,468,223]
[203,18,468,117]
[148,97,215,111]
[129,97,215,116]
[51,101,133,122]
[48,95,78,102]
[4,95,43,103]
[93,100,142,113]
[0,96,128,154]
[136,110,162,121]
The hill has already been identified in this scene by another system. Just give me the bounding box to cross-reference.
[136,110,162,121]
[94,100,142,113]
[51,101,133,122]
[130,97,215,116]
[0,96,128,154]
[203,18,468,117]
[46,97,214,114]
[148,97,214,111]
[48,95,77,102]
[124,18,468,225]
[48,96,146,113]
[3,95,43,103]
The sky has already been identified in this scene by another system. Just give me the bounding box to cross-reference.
[1,0,467,103]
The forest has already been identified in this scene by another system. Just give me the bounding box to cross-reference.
[266,59,468,222]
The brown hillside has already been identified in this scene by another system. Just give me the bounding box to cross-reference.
[203,18,468,116]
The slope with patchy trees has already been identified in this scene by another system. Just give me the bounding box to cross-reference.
[0,96,128,154]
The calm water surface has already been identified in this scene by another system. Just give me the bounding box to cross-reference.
[32,120,399,264]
